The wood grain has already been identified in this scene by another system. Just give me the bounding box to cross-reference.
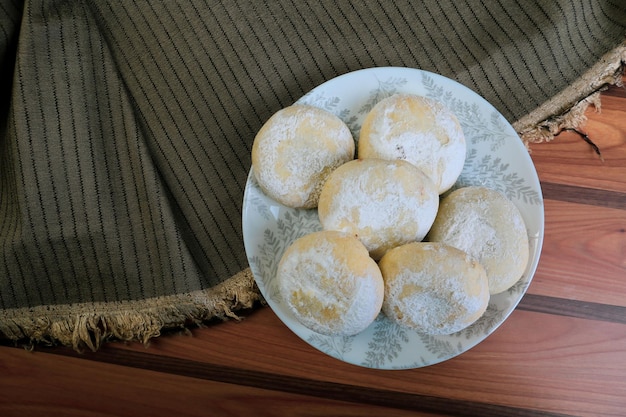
[527,199,626,306]
[7,307,624,417]
[518,293,626,323]
[540,182,626,210]
[529,87,626,193]
[0,348,439,417]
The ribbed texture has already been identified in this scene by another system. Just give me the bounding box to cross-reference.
[0,0,625,310]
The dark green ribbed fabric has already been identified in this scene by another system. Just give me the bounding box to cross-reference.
[0,0,624,348]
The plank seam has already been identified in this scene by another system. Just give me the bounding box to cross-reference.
[44,346,577,417]
[518,293,626,324]
[540,181,626,210]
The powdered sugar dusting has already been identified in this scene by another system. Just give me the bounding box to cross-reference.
[277,231,383,336]
[319,159,438,259]
[428,187,530,294]
[359,94,466,194]
[381,243,489,335]
[252,105,354,208]
[435,202,498,261]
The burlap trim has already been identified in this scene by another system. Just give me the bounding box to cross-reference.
[514,41,626,145]
[0,268,261,351]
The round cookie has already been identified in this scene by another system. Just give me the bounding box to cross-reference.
[379,242,490,335]
[358,94,466,194]
[426,186,529,294]
[276,230,384,336]
[318,158,438,260]
[252,104,355,209]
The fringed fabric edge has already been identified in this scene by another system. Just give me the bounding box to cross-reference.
[514,41,626,146]
[0,267,261,351]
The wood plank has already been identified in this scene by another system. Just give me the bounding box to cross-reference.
[89,308,626,417]
[527,199,626,306]
[529,92,626,193]
[17,346,574,417]
[540,182,626,210]
[603,80,626,99]
[0,347,443,417]
[518,293,626,324]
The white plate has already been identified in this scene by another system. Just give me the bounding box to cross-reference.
[242,67,544,369]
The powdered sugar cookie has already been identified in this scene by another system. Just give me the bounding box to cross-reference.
[427,186,529,294]
[358,94,466,194]
[379,242,489,335]
[277,230,384,336]
[252,104,354,209]
[318,158,438,260]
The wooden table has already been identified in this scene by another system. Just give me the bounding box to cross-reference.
[1,78,625,417]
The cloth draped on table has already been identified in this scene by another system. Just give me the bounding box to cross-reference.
[0,0,624,350]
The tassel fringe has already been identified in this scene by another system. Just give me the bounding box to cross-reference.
[0,268,261,352]
[515,41,625,146]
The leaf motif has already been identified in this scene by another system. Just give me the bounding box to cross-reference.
[285,209,321,237]
[299,92,341,113]
[356,77,408,115]
[251,196,272,221]
[362,316,410,368]
[341,111,361,144]
[379,76,409,95]
[256,228,283,302]
[307,333,354,360]
[419,333,462,359]
[463,110,518,152]
[461,303,503,339]
[392,357,430,369]
[422,73,445,99]
[506,275,530,296]
[246,175,274,221]
[456,153,542,205]
[324,96,341,111]
[422,73,521,152]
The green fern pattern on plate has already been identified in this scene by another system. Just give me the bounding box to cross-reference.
[246,175,273,221]
[362,315,410,368]
[457,303,505,339]
[307,333,355,361]
[419,334,464,359]
[303,94,341,114]
[253,207,320,303]
[422,72,517,152]
[457,149,542,205]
